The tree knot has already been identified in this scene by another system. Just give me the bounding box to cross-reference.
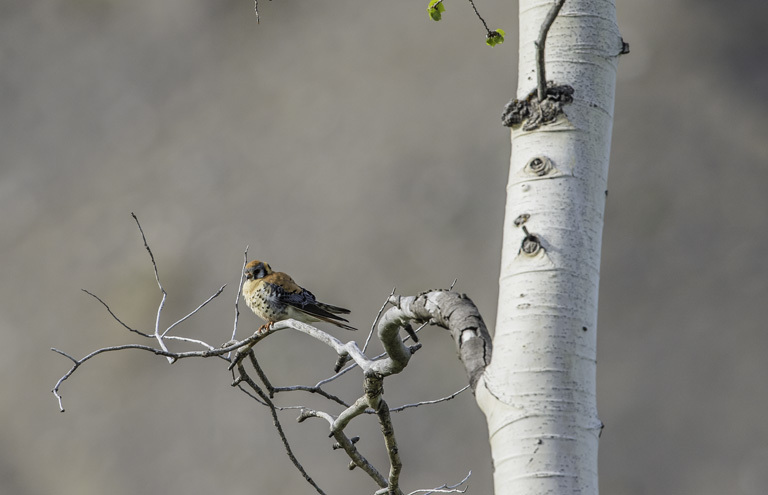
[501,82,574,130]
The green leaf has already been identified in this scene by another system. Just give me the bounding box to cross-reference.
[486,28,505,47]
[427,0,446,21]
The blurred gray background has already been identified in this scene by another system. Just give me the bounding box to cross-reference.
[3,0,767,494]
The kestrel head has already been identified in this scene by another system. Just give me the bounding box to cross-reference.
[244,260,273,281]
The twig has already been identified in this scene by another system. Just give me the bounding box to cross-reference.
[314,361,359,388]
[131,213,173,361]
[230,247,249,346]
[406,471,471,495]
[466,0,492,36]
[248,352,275,396]
[536,0,567,101]
[81,289,152,338]
[51,344,178,412]
[163,335,221,351]
[272,384,350,407]
[231,367,269,406]
[162,285,226,337]
[243,352,349,407]
[363,287,396,353]
[52,332,267,411]
[132,213,161,292]
[389,385,470,413]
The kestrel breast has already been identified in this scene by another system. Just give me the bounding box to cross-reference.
[247,282,287,322]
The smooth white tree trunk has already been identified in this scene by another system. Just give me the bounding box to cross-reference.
[475,1,621,494]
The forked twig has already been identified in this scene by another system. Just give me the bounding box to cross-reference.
[131,213,173,360]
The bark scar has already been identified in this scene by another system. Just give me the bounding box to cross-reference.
[502,82,574,130]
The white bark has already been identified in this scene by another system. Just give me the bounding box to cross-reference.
[475,1,622,494]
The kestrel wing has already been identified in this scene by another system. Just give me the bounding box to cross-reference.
[264,272,356,330]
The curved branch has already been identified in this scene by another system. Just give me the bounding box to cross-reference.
[383,291,492,390]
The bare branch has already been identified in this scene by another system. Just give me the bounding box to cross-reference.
[51,343,177,412]
[363,287,396,353]
[389,385,470,413]
[81,289,152,338]
[227,319,382,375]
[384,291,491,390]
[130,213,174,360]
[248,351,274,396]
[406,471,471,495]
[132,213,163,292]
[315,320,427,389]
[162,284,226,337]
[163,335,220,351]
[299,408,391,490]
[466,0,492,36]
[52,331,269,412]
[229,246,249,346]
[230,367,269,406]
[375,398,403,495]
[314,361,358,388]
[272,384,350,408]
[332,395,369,433]
[536,0,567,101]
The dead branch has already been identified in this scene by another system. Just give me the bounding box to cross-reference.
[384,291,492,390]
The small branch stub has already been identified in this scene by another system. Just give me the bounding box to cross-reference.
[525,156,553,176]
[520,226,541,255]
[619,37,630,55]
[513,214,530,227]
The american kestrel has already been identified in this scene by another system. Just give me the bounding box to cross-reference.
[242,260,357,333]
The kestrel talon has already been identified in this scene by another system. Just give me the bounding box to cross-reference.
[242,260,357,333]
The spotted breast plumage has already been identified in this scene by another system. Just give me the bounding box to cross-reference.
[242,260,356,333]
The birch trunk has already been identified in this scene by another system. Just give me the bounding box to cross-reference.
[475,1,622,494]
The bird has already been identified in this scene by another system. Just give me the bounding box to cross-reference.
[242,260,357,333]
